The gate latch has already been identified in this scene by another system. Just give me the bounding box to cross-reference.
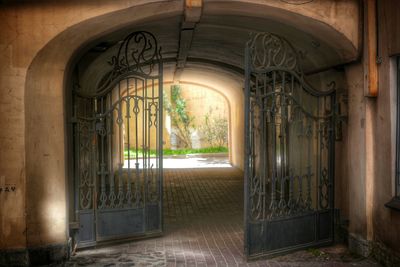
[69,221,80,230]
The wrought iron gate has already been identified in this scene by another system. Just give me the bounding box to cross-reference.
[72,31,163,247]
[244,33,336,258]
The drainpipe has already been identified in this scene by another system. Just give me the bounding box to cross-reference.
[364,0,379,97]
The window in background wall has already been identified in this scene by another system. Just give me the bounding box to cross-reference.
[386,56,400,211]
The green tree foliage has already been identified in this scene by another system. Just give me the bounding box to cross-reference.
[200,108,228,147]
[164,85,195,148]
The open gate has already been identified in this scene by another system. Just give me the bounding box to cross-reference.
[244,32,336,258]
[71,31,163,247]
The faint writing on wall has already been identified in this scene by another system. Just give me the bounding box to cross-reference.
[0,175,16,193]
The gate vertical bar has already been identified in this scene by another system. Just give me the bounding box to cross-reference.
[158,59,164,232]
[329,92,336,239]
[126,79,132,207]
[244,44,251,257]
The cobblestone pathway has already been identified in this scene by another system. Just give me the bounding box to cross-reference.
[61,168,381,267]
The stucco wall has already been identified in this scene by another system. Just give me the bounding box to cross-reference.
[343,62,368,238]
[336,0,400,257]
[369,0,400,254]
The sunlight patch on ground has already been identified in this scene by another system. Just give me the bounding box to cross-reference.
[123,156,231,169]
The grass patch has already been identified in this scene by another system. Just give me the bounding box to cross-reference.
[307,248,326,257]
[124,146,228,159]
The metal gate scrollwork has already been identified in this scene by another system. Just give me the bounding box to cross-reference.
[72,31,163,247]
[244,32,336,258]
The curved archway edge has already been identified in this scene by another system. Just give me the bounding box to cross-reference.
[21,0,359,259]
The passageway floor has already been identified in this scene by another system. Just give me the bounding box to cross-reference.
[57,168,381,267]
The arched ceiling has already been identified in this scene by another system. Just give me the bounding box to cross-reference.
[77,1,359,94]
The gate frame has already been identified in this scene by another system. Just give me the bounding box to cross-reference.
[68,31,164,248]
[243,32,337,260]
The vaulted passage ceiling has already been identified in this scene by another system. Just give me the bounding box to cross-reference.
[76,1,359,94]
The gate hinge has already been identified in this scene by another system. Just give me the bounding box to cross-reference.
[69,117,78,124]
[334,92,348,141]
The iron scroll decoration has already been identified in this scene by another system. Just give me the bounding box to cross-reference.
[247,32,336,97]
[248,32,302,75]
[245,31,336,221]
[92,31,162,97]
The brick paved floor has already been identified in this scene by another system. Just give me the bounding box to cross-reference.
[61,167,381,267]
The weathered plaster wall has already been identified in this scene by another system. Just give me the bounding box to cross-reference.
[0,0,360,255]
[343,62,368,239]
[369,0,400,254]
[338,0,400,258]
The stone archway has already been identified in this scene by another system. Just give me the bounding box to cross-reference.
[21,1,359,264]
